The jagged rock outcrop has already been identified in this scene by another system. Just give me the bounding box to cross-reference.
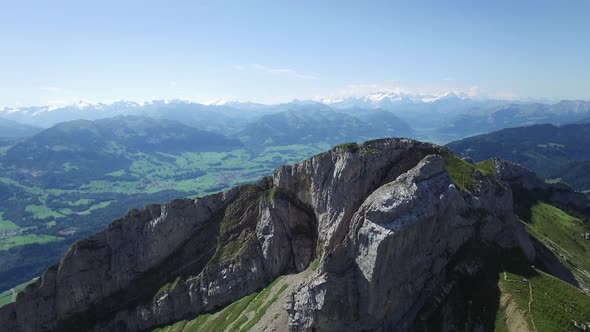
[495,158,590,217]
[286,155,533,331]
[0,138,537,332]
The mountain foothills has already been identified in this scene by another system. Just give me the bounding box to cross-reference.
[1,138,590,331]
[435,100,590,140]
[0,115,328,291]
[447,123,590,191]
[0,118,41,138]
[238,109,413,146]
[2,116,242,188]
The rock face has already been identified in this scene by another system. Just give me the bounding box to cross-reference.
[286,155,533,331]
[0,138,536,332]
[495,159,590,217]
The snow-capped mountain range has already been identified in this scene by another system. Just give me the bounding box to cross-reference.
[1,92,588,140]
[0,90,470,117]
[320,91,470,108]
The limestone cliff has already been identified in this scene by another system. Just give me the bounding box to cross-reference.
[0,138,539,331]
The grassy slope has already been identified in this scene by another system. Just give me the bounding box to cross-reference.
[522,202,590,286]
[418,247,590,332]
[492,201,590,331]
[153,277,289,332]
[0,278,37,308]
[153,248,590,332]
[498,268,590,331]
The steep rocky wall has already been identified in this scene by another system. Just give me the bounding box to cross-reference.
[286,155,534,331]
[0,188,241,331]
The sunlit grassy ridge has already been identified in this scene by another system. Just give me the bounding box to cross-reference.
[441,151,496,191]
[475,159,497,176]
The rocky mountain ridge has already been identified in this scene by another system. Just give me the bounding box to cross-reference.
[0,138,576,332]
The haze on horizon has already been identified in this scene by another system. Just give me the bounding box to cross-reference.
[1,0,589,107]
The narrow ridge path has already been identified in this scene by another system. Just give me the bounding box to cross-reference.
[528,281,537,332]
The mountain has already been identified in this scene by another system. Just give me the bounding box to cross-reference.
[3,97,590,144]
[0,117,41,138]
[0,102,141,127]
[0,101,270,133]
[321,92,509,132]
[1,116,242,188]
[355,109,415,134]
[238,108,413,146]
[2,138,589,331]
[4,97,590,147]
[548,161,590,193]
[321,91,470,109]
[446,123,590,190]
[437,100,590,141]
[0,115,323,293]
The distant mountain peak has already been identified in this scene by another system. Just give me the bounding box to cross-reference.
[203,98,229,106]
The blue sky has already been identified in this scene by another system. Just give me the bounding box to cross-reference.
[1,0,589,106]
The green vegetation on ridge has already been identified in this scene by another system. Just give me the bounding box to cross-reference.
[153,276,289,332]
[418,247,590,332]
[441,151,496,191]
[522,202,590,285]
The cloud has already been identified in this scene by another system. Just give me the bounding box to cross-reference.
[237,63,318,80]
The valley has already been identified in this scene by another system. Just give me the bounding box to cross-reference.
[0,140,329,291]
